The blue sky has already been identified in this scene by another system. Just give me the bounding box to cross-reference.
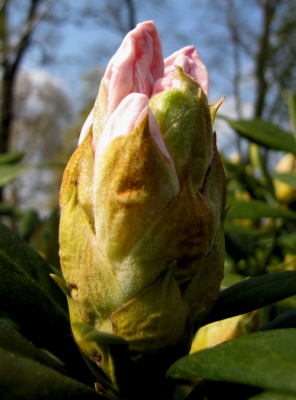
[22,0,253,101]
[20,0,259,153]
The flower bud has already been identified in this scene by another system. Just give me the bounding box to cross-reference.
[59,20,226,398]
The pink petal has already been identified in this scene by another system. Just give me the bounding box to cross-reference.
[96,93,174,166]
[104,21,164,118]
[148,108,174,164]
[96,93,148,158]
[164,46,209,96]
[152,75,182,96]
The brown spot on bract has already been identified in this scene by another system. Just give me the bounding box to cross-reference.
[92,350,102,367]
[69,283,78,300]
[109,315,117,333]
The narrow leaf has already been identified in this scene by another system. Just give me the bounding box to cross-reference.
[219,116,296,154]
[273,172,296,189]
[0,203,17,217]
[0,162,64,187]
[205,271,296,324]
[248,391,296,400]
[0,151,24,165]
[287,92,296,139]
[259,310,296,331]
[168,329,296,395]
[227,197,296,220]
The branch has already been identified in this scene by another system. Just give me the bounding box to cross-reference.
[0,0,58,66]
[253,0,277,118]
[0,0,8,14]
[124,0,136,30]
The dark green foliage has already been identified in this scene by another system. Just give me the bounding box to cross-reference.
[168,330,296,396]
[0,322,99,399]
[0,221,95,388]
[1,90,296,399]
[205,271,296,324]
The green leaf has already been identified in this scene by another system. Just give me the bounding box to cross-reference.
[225,220,264,237]
[221,272,244,288]
[18,209,40,240]
[259,310,296,331]
[0,320,65,373]
[205,271,296,324]
[167,329,296,395]
[219,116,296,154]
[0,164,32,186]
[184,379,261,400]
[0,162,65,187]
[277,231,296,252]
[0,202,18,217]
[273,172,296,189]
[0,222,96,386]
[248,391,296,399]
[0,221,69,333]
[0,346,100,399]
[29,208,61,268]
[227,197,296,220]
[287,92,296,139]
[0,151,24,165]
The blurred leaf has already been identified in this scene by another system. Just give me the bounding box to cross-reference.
[227,197,296,220]
[287,92,296,139]
[249,142,275,197]
[259,310,296,331]
[0,151,24,165]
[0,202,17,216]
[225,220,264,237]
[205,271,296,324]
[276,231,296,252]
[248,391,296,399]
[273,172,296,189]
[29,209,60,268]
[219,116,296,154]
[0,162,64,187]
[167,329,296,395]
[221,272,244,288]
[0,221,69,334]
[224,220,264,262]
[0,164,32,186]
[18,210,40,240]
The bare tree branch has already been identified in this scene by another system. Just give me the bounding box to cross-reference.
[254,0,277,118]
[0,0,58,66]
[0,0,8,13]
[124,0,136,30]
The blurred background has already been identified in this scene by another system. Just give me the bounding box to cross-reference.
[1,0,296,288]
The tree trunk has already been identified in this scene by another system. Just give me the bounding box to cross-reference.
[0,0,43,200]
[253,0,277,118]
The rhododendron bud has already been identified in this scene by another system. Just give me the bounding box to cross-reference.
[58,20,226,399]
